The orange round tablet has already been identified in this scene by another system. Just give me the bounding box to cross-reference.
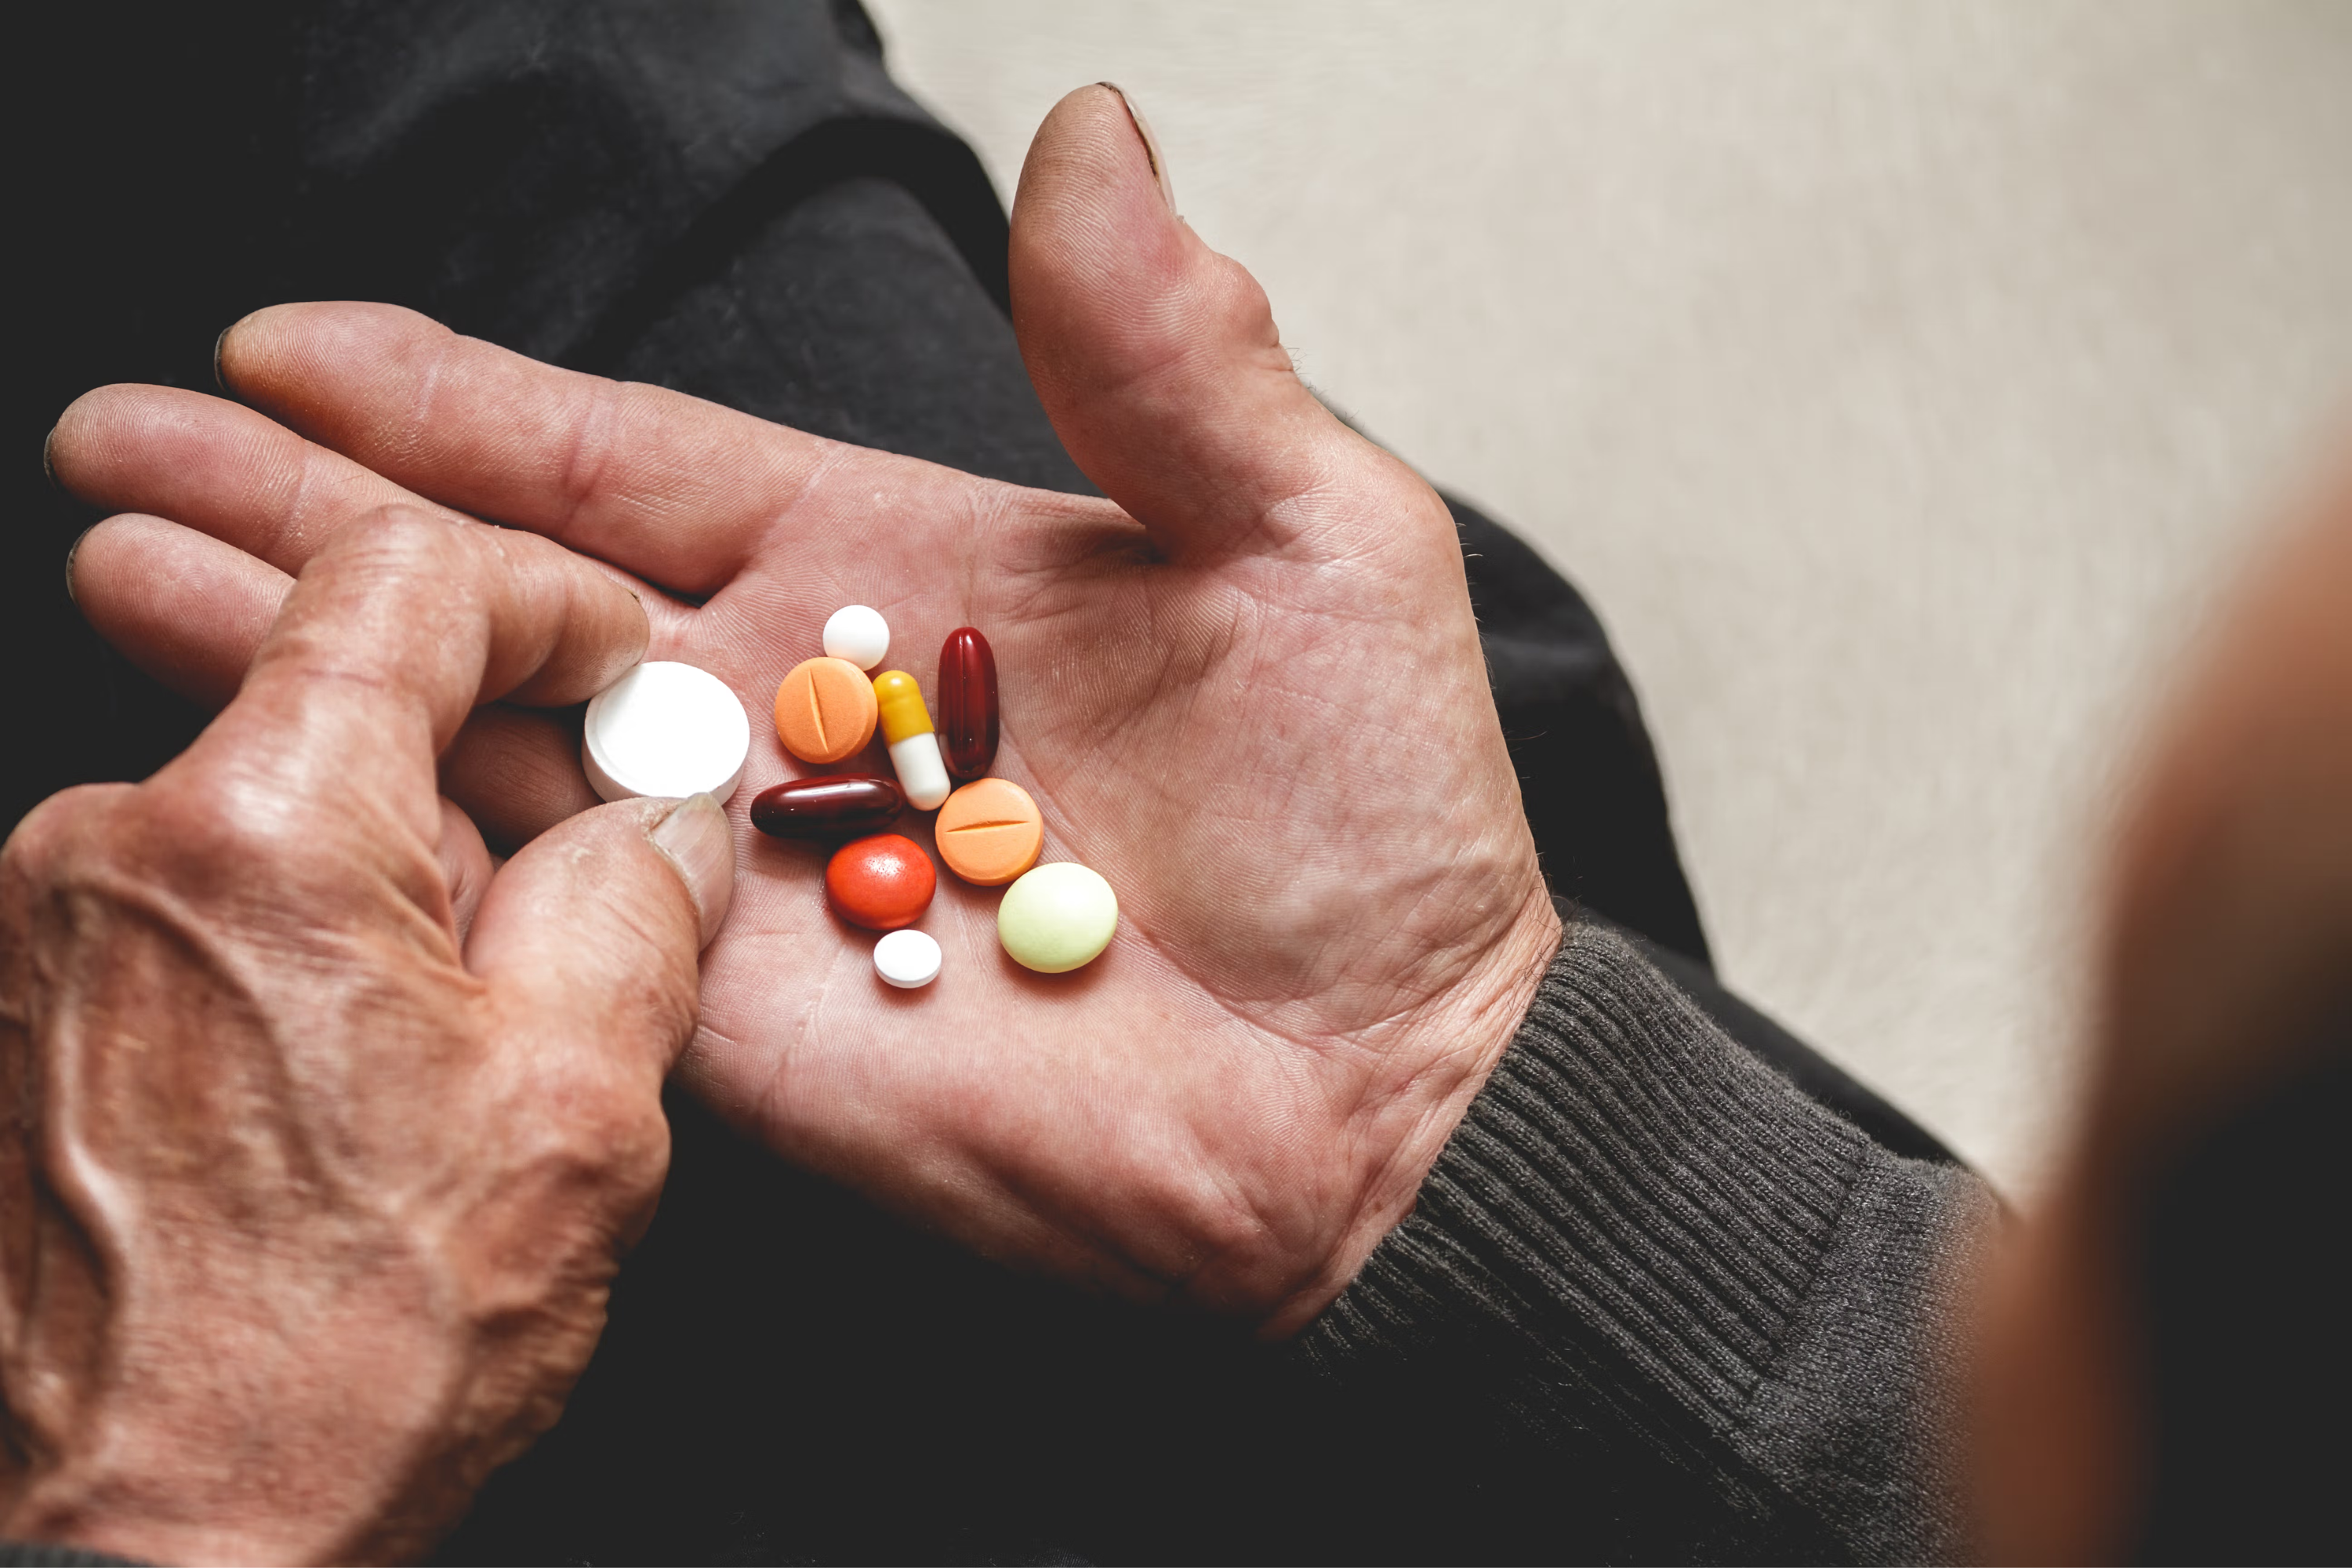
[775,656,878,764]
[935,778,1045,886]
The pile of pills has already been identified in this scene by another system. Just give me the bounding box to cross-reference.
[753,606,1119,988]
[575,608,1118,986]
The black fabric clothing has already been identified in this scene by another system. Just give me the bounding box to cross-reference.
[10,3,1982,1562]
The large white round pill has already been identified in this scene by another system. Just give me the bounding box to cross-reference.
[822,604,891,671]
[873,927,942,989]
[582,661,750,804]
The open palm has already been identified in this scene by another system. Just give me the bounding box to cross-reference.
[53,89,1556,1331]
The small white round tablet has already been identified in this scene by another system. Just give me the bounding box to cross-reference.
[873,927,942,989]
[822,604,891,671]
[581,661,751,804]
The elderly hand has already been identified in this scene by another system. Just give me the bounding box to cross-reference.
[0,511,733,1564]
[46,86,1559,1336]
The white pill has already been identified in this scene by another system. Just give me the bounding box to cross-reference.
[873,927,942,989]
[822,604,891,671]
[887,733,953,812]
[581,661,750,804]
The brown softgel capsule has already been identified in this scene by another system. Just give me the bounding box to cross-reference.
[750,775,904,840]
[938,626,999,780]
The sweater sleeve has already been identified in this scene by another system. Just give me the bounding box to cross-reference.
[1297,922,1993,1563]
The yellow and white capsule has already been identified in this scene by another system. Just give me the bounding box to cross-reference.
[871,670,953,811]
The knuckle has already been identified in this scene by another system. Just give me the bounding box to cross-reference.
[1,784,138,887]
[326,503,470,580]
[134,766,332,886]
[1200,254,1275,338]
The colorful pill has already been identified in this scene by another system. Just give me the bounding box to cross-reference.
[825,833,935,931]
[871,670,952,811]
[997,862,1118,974]
[775,656,878,764]
[938,626,1000,781]
[873,927,942,989]
[582,661,751,804]
[935,778,1044,887]
[750,775,903,840]
[822,604,891,671]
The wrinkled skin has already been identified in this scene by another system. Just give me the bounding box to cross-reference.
[45,87,1560,1338]
[0,513,734,1564]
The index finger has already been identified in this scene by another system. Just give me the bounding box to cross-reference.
[217,302,848,596]
[188,504,648,848]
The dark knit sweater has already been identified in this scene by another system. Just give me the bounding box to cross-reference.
[1301,923,1991,1563]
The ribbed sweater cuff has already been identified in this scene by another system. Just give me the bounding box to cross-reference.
[1300,921,1871,1439]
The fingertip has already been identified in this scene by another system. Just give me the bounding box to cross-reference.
[212,304,285,399]
[1098,82,1177,215]
[1011,84,1353,558]
[212,315,245,393]
[62,522,93,605]
[466,796,719,1080]
[61,513,131,609]
[69,514,292,709]
[648,793,735,948]
[1014,84,1188,301]
[216,302,452,414]
[44,383,144,500]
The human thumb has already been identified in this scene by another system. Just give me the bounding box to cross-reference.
[466,793,735,1086]
[1010,83,1401,563]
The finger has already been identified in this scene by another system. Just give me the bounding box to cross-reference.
[438,706,603,853]
[48,383,466,576]
[470,793,735,1087]
[51,383,695,653]
[1010,85,1399,561]
[69,514,292,706]
[70,516,599,850]
[192,505,648,847]
[216,302,837,595]
[436,796,495,948]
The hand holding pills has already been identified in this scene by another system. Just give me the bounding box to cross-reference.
[0,508,732,1565]
[54,88,1557,1339]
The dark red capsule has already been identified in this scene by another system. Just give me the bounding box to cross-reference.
[938,626,999,781]
[750,775,904,840]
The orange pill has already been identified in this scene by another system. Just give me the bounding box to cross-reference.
[775,656,878,764]
[935,778,1045,886]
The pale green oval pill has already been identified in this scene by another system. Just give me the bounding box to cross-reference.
[996,862,1119,973]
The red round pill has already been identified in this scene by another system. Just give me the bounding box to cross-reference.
[824,833,936,931]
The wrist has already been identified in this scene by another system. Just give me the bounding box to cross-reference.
[1258,882,1563,1338]
[2,1280,482,1566]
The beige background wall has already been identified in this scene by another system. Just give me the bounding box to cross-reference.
[866,0,2352,1192]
